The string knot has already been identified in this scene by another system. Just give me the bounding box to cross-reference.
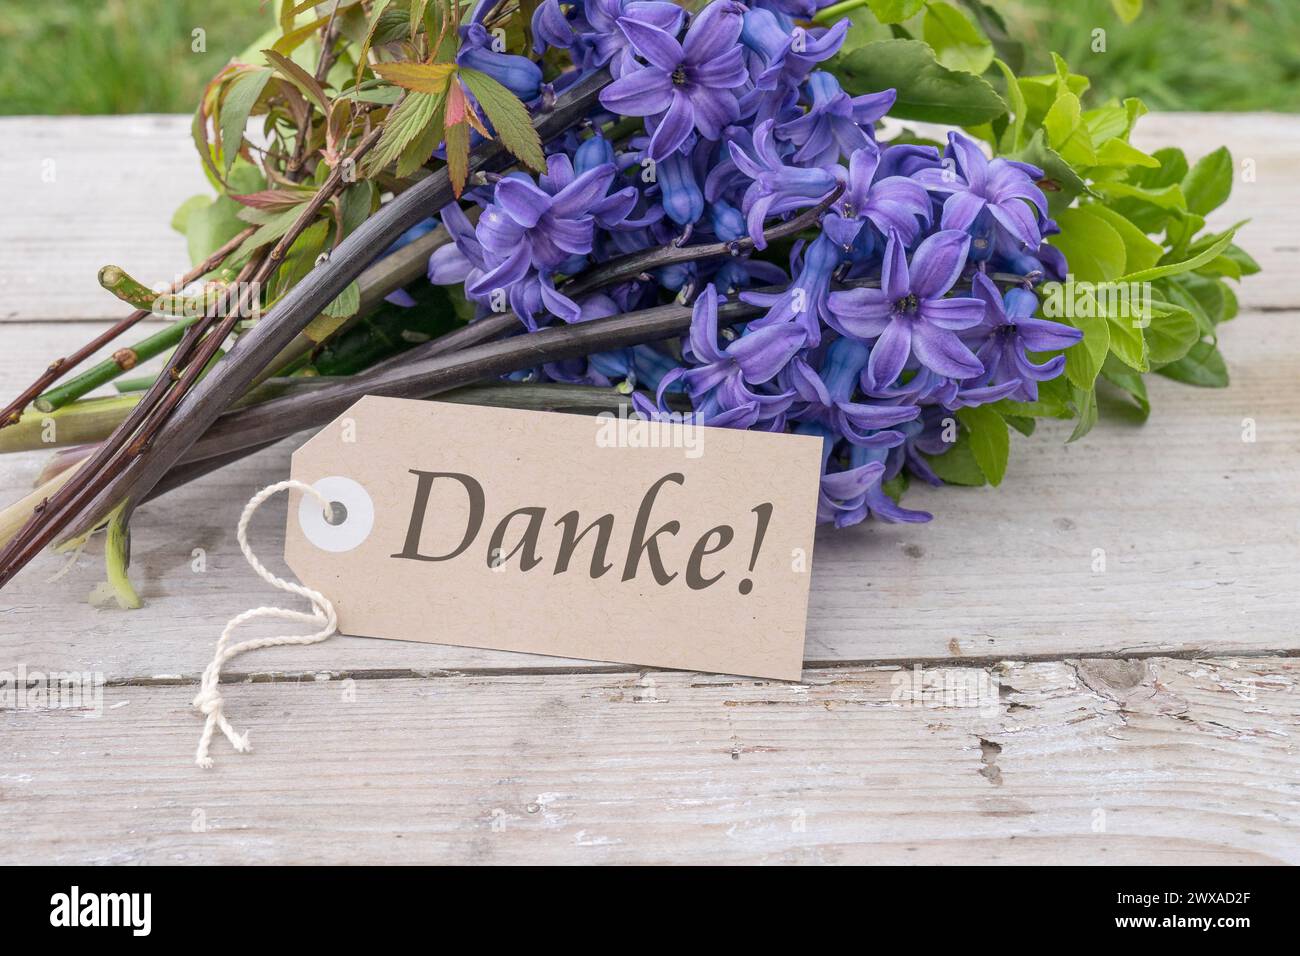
[192,479,338,769]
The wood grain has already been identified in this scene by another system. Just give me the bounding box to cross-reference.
[2,307,1296,679]
[1,112,1297,866]
[1,657,1294,864]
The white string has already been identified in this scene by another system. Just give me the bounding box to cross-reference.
[193,479,338,769]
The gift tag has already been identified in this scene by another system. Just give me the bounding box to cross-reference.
[284,396,822,680]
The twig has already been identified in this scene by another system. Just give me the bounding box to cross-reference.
[0,122,390,586]
[0,226,254,430]
[561,184,844,300]
[39,69,613,565]
[35,315,204,413]
[181,293,766,463]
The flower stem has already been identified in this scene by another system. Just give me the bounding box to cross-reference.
[34,317,204,413]
[811,0,871,25]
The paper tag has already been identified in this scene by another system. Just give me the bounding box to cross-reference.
[284,396,822,680]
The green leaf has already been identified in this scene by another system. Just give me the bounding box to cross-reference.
[865,0,927,24]
[219,68,271,174]
[1043,91,1096,165]
[171,194,210,235]
[1157,340,1229,388]
[1015,129,1088,214]
[1111,0,1142,24]
[956,406,1010,487]
[924,429,986,486]
[1068,384,1098,443]
[323,280,360,318]
[1131,146,1188,190]
[833,40,1007,126]
[1104,307,1148,372]
[459,67,546,172]
[1061,309,1110,391]
[181,163,265,266]
[1084,204,1163,274]
[1049,207,1126,281]
[991,58,1026,152]
[263,49,329,115]
[1091,137,1159,170]
[365,91,442,174]
[1144,300,1199,366]
[1100,356,1150,420]
[1121,228,1237,283]
[1181,146,1233,215]
[922,2,993,75]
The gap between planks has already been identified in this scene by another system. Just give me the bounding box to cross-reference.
[3,656,1296,864]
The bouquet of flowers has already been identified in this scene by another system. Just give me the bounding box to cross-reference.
[0,0,1257,602]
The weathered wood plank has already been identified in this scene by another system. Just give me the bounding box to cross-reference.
[1,656,1294,864]
[1,307,1297,678]
[0,112,1294,324]
[0,116,208,322]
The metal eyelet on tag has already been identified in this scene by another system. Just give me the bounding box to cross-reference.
[298,476,375,553]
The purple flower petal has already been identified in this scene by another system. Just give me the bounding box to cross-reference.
[493,177,551,228]
[599,65,674,117]
[880,232,910,301]
[550,163,616,218]
[689,86,740,139]
[467,244,532,297]
[865,317,911,388]
[683,0,745,65]
[911,325,984,379]
[940,190,986,232]
[728,322,806,383]
[691,46,748,88]
[688,284,726,364]
[1015,316,1084,352]
[948,132,989,193]
[617,18,684,72]
[919,295,985,331]
[427,243,474,285]
[647,90,695,160]
[988,199,1042,247]
[909,230,970,299]
[827,287,891,338]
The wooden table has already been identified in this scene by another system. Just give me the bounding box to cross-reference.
[1,114,1297,865]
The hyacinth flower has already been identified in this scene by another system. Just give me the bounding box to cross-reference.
[742,232,841,346]
[785,336,921,446]
[457,24,543,101]
[827,230,986,390]
[822,144,932,259]
[657,150,705,227]
[798,421,925,527]
[839,442,933,524]
[740,11,849,103]
[777,72,895,168]
[727,120,839,249]
[655,284,801,429]
[966,273,1081,402]
[599,0,749,161]
[863,363,1021,410]
[914,132,1050,250]
[535,0,687,76]
[468,158,635,297]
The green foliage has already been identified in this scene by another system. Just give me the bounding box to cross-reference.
[828,0,1256,468]
[0,0,267,114]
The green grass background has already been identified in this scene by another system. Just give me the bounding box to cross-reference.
[0,0,1296,115]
